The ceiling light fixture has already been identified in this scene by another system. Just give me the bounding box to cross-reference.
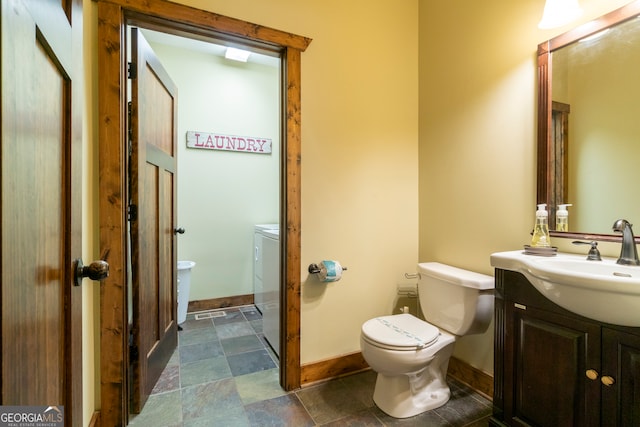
[538,0,583,29]
[225,47,251,62]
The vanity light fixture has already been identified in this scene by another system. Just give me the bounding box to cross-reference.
[538,0,583,29]
[225,47,251,62]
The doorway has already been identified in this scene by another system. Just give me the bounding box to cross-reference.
[97,1,311,424]
[128,26,282,411]
[139,28,282,316]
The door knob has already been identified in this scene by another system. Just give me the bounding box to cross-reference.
[174,227,185,235]
[73,258,110,286]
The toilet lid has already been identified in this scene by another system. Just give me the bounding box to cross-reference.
[362,314,439,350]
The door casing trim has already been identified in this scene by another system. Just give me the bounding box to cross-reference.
[97,1,310,424]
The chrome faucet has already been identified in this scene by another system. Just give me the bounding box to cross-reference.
[612,219,640,265]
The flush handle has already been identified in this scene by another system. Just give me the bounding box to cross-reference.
[73,258,110,286]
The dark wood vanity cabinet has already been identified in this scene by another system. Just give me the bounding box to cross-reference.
[601,328,640,426]
[490,269,640,427]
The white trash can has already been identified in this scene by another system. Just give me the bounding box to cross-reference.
[177,261,196,324]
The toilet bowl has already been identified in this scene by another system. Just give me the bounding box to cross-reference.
[360,262,494,418]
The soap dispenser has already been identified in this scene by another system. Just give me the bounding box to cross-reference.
[531,203,551,247]
[556,204,572,232]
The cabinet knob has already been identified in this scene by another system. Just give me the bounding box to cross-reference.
[601,375,616,387]
[585,369,599,380]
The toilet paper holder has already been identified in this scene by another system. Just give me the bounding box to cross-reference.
[308,260,347,283]
[308,264,322,274]
[308,263,348,274]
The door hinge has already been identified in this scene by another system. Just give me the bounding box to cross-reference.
[129,344,139,360]
[128,62,137,79]
[128,204,138,222]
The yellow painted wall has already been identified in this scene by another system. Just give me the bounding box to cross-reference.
[178,0,420,363]
[83,2,100,425]
[418,0,635,374]
[81,0,636,423]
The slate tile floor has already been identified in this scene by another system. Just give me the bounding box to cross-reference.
[128,305,492,426]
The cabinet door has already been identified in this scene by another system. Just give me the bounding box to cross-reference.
[506,303,601,427]
[602,328,640,426]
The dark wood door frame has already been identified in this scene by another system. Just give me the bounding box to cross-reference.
[97,1,311,424]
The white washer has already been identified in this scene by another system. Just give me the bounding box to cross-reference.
[261,228,280,357]
[254,224,279,314]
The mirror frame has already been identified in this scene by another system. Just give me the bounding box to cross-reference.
[538,0,640,242]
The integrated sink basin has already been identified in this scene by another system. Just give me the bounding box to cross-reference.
[491,250,640,327]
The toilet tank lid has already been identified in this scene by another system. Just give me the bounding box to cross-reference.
[418,262,494,290]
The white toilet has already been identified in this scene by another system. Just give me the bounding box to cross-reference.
[360,262,494,418]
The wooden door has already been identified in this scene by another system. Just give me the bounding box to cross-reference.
[1,0,84,424]
[506,304,601,427]
[129,28,179,413]
[602,327,640,426]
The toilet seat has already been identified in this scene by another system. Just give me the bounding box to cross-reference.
[361,314,439,351]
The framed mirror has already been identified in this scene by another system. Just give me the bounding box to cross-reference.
[538,0,640,241]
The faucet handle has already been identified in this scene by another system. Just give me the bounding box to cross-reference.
[572,241,602,261]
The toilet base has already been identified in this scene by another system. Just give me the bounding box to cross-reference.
[373,374,450,418]
[372,342,454,418]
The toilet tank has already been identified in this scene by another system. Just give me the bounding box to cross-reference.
[417,262,494,336]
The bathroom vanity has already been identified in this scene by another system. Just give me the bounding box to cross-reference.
[490,268,640,427]
[490,2,640,424]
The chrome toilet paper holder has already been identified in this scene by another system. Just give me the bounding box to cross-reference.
[308,264,322,274]
[308,263,348,274]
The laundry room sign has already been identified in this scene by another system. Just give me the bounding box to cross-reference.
[186,131,272,154]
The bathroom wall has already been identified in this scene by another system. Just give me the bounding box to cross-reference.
[81,1,635,421]
[418,0,634,374]
[179,0,421,363]
[145,38,280,301]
